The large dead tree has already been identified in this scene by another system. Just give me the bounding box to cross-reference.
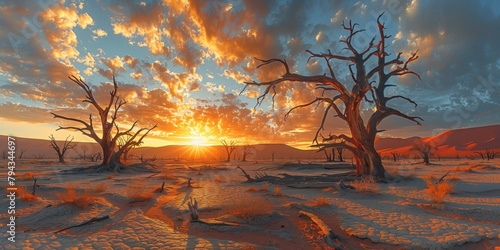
[49,135,77,163]
[51,75,157,172]
[220,139,236,162]
[241,14,422,179]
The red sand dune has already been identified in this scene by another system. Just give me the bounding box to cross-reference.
[377,124,500,157]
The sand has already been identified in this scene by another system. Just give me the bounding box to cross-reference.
[1,158,499,249]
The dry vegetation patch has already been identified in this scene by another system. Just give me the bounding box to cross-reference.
[221,194,273,221]
[17,186,39,202]
[351,176,380,193]
[311,195,329,206]
[56,185,100,209]
[127,182,154,203]
[423,177,455,204]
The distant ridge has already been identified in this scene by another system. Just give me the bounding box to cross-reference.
[1,124,498,160]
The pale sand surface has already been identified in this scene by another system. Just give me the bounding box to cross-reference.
[0,158,499,249]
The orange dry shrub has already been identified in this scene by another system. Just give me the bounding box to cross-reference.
[222,195,273,221]
[311,195,329,206]
[423,177,455,203]
[351,176,380,193]
[412,166,420,170]
[391,168,399,174]
[17,186,39,202]
[454,165,473,172]
[274,185,281,196]
[214,177,224,183]
[448,174,460,181]
[247,183,268,192]
[127,182,153,203]
[18,172,35,181]
[57,185,99,208]
[160,167,176,180]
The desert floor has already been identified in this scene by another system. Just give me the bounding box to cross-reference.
[1,158,499,249]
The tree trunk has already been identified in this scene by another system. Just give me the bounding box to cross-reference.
[423,153,430,165]
[58,153,64,163]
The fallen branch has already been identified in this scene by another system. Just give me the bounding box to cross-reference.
[160,182,165,193]
[237,165,253,182]
[54,215,110,233]
[436,171,450,183]
[299,211,347,249]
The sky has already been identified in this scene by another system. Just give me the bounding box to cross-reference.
[0,0,499,148]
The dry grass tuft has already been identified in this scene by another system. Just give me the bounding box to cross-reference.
[247,183,268,192]
[426,174,436,179]
[127,182,154,203]
[448,174,460,181]
[214,177,224,183]
[311,195,329,206]
[412,166,420,170]
[391,168,399,174]
[92,183,106,194]
[106,174,113,179]
[454,165,474,172]
[423,177,455,204]
[222,195,273,221]
[56,185,98,208]
[17,186,39,202]
[351,176,380,193]
[160,167,176,180]
[274,185,281,196]
[18,172,35,181]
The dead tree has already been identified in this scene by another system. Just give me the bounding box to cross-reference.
[271,151,276,162]
[486,149,499,160]
[18,148,27,159]
[91,152,102,162]
[51,75,157,172]
[336,147,345,162]
[241,144,255,161]
[391,152,400,162]
[220,139,236,162]
[474,151,485,160]
[241,14,421,179]
[411,141,434,165]
[49,134,77,163]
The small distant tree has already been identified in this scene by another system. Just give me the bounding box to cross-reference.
[49,135,77,163]
[435,150,441,161]
[18,148,27,159]
[485,149,499,160]
[242,144,255,161]
[391,152,400,162]
[220,139,236,162]
[474,151,485,160]
[91,152,102,162]
[411,141,434,165]
[271,151,276,162]
[337,147,345,162]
